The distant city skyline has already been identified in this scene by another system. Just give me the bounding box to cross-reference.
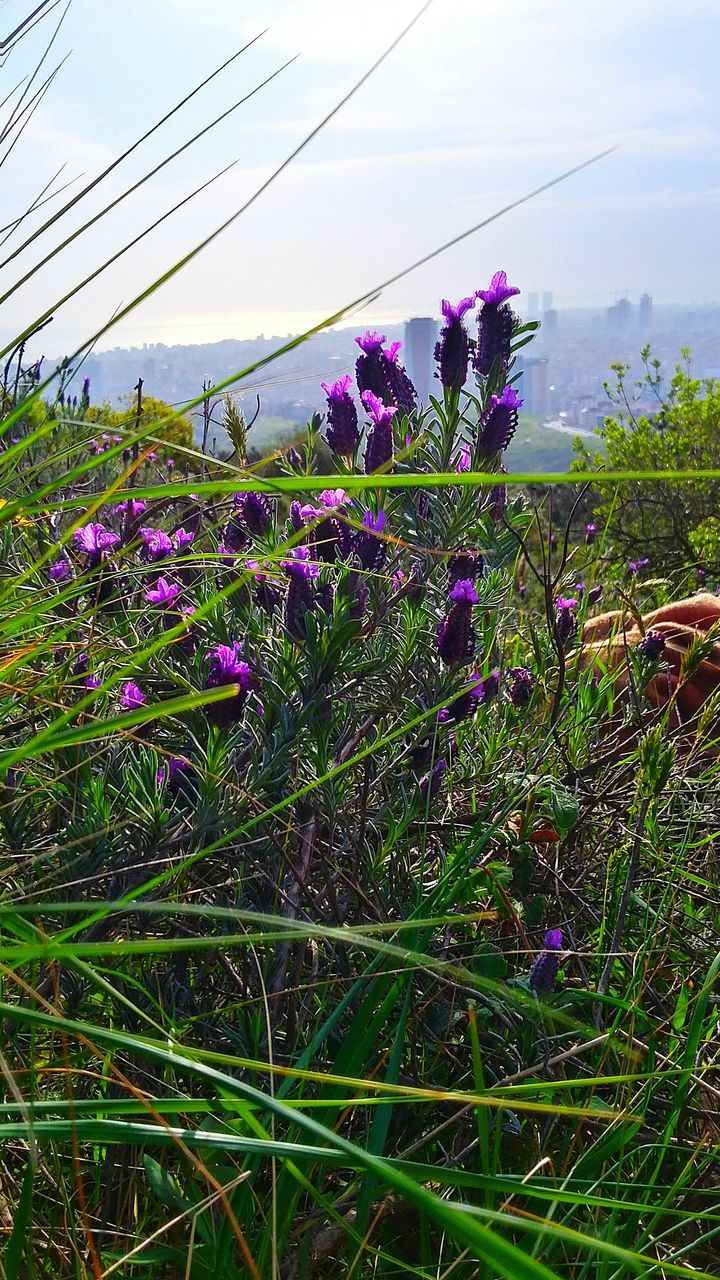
[2,1,719,356]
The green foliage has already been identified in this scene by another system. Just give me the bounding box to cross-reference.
[87,392,194,453]
[575,351,720,573]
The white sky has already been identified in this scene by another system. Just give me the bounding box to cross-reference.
[1,0,718,353]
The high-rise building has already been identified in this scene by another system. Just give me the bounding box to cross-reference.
[542,291,553,315]
[639,293,652,330]
[404,317,438,402]
[528,292,539,320]
[518,357,549,416]
[607,297,633,336]
[542,308,559,344]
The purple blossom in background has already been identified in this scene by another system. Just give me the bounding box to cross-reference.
[517,583,526,599]
[145,577,181,607]
[484,669,500,700]
[585,522,597,546]
[114,498,146,519]
[475,271,520,378]
[629,557,650,574]
[575,582,585,597]
[508,666,534,708]
[173,527,195,551]
[321,376,360,457]
[438,579,478,667]
[445,672,485,725]
[235,491,273,538]
[223,510,251,552]
[120,680,145,711]
[49,557,72,584]
[638,630,666,661]
[448,548,484,590]
[138,527,173,563]
[487,482,507,524]
[85,674,102,690]
[549,533,558,552]
[80,376,91,405]
[382,340,416,413]
[73,523,122,561]
[588,584,603,605]
[167,458,175,472]
[362,390,397,475]
[529,929,564,996]
[434,296,475,391]
[478,386,523,455]
[206,643,254,727]
[283,549,318,641]
[354,509,387,571]
[455,443,471,472]
[420,757,447,806]
[555,596,579,645]
[71,652,89,676]
[156,757,191,793]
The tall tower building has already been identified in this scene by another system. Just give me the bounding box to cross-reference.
[607,297,633,336]
[639,293,652,331]
[404,317,438,402]
[542,308,559,344]
[518,357,549,415]
[542,291,553,315]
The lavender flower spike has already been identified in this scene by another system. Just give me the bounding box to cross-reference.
[362,390,397,475]
[381,339,416,413]
[508,666,534,707]
[321,375,360,457]
[479,386,523,455]
[73,523,121,562]
[555,595,579,646]
[437,578,478,667]
[282,547,318,641]
[205,642,254,727]
[529,929,563,996]
[49,557,73,584]
[435,296,475,391]
[638,630,666,661]
[475,271,520,378]
[354,509,387,571]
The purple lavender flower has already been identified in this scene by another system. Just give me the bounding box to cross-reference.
[448,548,484,590]
[476,271,521,307]
[173,527,195,551]
[638,630,666,661]
[487,482,507,523]
[629,557,650,574]
[474,271,520,378]
[166,458,174,472]
[71,652,89,676]
[588,584,603,605]
[362,390,397,474]
[529,929,563,996]
[354,509,387,572]
[438,579,479,667]
[445,673,485,725]
[205,642,254,727]
[508,666,534,708]
[420,757,447,806]
[282,548,318,641]
[355,332,415,412]
[235,491,273,538]
[478,386,523,455]
[454,443,471,472]
[120,680,145,711]
[138,526,173,563]
[85,673,102,690]
[321,375,361,457]
[145,577,181,607]
[575,582,585,597]
[49,557,73,584]
[585,522,597,546]
[483,669,500,700]
[555,596,579,645]
[73,523,122,563]
[517,583,527,599]
[434,296,475,391]
[114,498,147,520]
[222,510,251,553]
[318,487,349,510]
[549,532,558,552]
[382,340,416,413]
[156,756,191,794]
[80,376,91,406]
